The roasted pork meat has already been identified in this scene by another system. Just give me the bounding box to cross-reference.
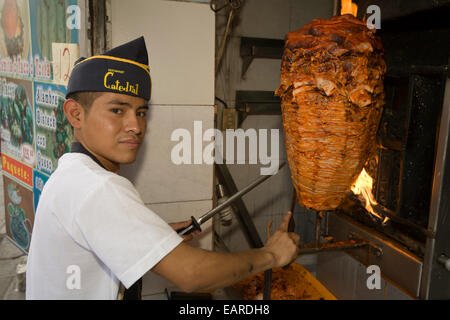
[276,14,386,211]
[233,263,334,300]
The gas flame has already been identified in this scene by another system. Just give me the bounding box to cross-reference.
[351,168,389,224]
[341,0,358,17]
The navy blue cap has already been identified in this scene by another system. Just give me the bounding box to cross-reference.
[66,37,151,100]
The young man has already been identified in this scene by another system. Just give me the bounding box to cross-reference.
[26,37,300,299]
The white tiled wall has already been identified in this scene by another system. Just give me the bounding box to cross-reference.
[111,0,215,106]
[146,200,213,249]
[111,0,215,298]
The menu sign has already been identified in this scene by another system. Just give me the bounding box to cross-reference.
[0,0,79,251]
[0,0,33,79]
[34,81,72,175]
[3,174,34,253]
[0,77,35,167]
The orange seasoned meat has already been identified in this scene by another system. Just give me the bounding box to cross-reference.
[276,14,386,211]
[233,263,334,300]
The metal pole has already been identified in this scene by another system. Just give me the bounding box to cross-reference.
[198,162,286,225]
[315,212,323,247]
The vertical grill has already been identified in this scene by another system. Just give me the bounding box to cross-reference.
[325,1,450,299]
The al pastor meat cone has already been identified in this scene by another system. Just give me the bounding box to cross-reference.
[276,14,386,211]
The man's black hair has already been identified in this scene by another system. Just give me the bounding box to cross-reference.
[66,91,104,111]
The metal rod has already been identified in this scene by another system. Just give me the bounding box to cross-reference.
[297,240,372,255]
[215,163,263,249]
[214,163,287,301]
[373,203,436,238]
[332,0,339,16]
[348,193,436,238]
[290,188,297,213]
[199,162,286,225]
[263,270,272,300]
[282,188,297,271]
[315,212,323,247]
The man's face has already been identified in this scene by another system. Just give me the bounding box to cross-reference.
[79,92,148,170]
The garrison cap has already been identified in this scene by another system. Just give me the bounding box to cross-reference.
[66,36,151,100]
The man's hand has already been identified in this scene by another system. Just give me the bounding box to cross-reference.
[264,211,300,268]
[169,220,201,242]
[154,211,299,293]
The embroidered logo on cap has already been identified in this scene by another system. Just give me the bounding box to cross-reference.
[103,69,140,95]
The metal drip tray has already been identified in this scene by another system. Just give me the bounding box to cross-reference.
[325,212,423,297]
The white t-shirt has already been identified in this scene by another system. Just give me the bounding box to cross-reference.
[26,153,183,299]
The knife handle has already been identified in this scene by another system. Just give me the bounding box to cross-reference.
[177,216,202,235]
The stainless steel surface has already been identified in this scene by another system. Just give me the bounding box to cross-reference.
[420,74,450,299]
[317,250,413,300]
[326,212,423,297]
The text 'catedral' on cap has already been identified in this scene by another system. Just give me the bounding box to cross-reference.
[66,36,151,100]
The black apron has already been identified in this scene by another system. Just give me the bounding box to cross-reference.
[70,142,142,300]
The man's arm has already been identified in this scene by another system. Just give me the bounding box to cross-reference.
[152,211,300,293]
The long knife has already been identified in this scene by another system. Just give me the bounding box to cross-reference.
[177,162,286,235]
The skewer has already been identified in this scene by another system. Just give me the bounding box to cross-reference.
[315,211,323,247]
